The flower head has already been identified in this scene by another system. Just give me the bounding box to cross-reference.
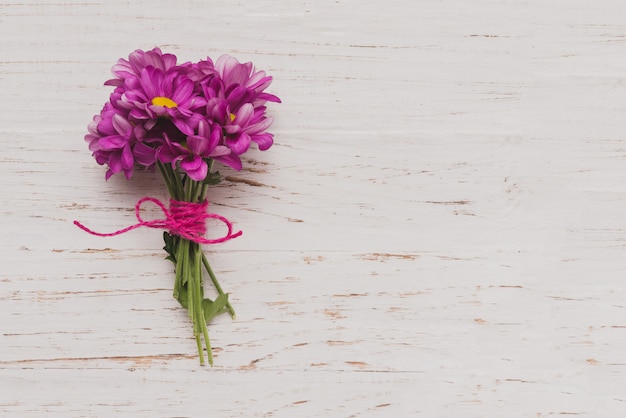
[158,120,231,180]
[105,47,178,87]
[206,98,276,156]
[117,66,205,135]
[214,55,281,109]
[85,103,141,180]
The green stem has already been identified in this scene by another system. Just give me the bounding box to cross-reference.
[182,176,204,364]
[189,241,207,365]
[171,167,185,200]
[197,158,235,317]
[202,253,236,319]
[194,332,204,366]
[173,236,187,302]
[157,162,176,199]
[194,243,213,365]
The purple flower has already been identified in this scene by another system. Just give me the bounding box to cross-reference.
[117,67,206,136]
[207,99,275,155]
[85,105,139,180]
[182,57,218,83]
[214,55,281,110]
[158,120,231,181]
[105,48,178,87]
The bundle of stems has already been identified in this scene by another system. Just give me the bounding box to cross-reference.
[158,160,235,366]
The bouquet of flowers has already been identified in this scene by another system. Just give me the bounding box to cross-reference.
[74,48,280,365]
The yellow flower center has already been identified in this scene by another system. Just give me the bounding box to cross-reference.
[151,96,178,108]
[229,113,236,122]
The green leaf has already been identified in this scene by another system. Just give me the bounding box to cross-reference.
[202,170,222,185]
[202,293,230,322]
[175,282,189,309]
[162,232,178,264]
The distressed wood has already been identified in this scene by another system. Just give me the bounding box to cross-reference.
[1,0,626,416]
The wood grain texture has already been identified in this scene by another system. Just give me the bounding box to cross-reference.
[1,0,626,416]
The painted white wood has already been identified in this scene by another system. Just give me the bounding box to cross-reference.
[2,0,626,416]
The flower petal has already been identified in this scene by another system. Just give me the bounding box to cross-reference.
[112,113,132,136]
[172,77,194,103]
[251,133,274,151]
[208,124,222,151]
[210,145,231,157]
[214,153,242,171]
[98,135,128,150]
[172,118,194,136]
[180,156,208,181]
[108,153,123,174]
[235,103,254,126]
[227,132,251,155]
[121,145,134,169]
[224,124,241,135]
[244,115,274,136]
[187,135,210,157]
[133,142,157,166]
[215,55,239,79]
[257,92,281,103]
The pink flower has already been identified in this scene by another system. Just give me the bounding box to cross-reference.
[105,47,178,87]
[214,55,281,109]
[207,99,275,155]
[118,67,206,136]
[157,120,231,181]
[85,104,143,180]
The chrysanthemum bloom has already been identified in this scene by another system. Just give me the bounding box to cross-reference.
[214,55,281,110]
[183,57,218,84]
[157,120,231,181]
[85,103,142,180]
[105,47,178,88]
[206,98,276,158]
[115,66,207,137]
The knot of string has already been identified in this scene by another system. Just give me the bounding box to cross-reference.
[73,197,242,244]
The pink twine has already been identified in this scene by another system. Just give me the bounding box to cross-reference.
[73,197,242,244]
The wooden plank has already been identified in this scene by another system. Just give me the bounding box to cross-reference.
[1,0,626,416]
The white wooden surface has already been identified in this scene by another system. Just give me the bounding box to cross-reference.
[2,0,626,416]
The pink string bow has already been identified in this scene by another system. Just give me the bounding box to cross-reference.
[74,197,242,244]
